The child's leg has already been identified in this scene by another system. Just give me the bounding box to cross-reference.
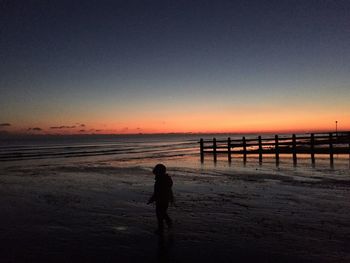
[156,204,166,232]
[164,212,172,228]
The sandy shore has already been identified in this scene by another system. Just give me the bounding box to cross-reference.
[0,162,349,262]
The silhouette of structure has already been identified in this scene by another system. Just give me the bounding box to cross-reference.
[200,131,350,166]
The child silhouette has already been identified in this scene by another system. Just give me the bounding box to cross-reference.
[148,164,174,234]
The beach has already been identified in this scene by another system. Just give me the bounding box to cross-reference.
[2,1,350,262]
[1,142,350,263]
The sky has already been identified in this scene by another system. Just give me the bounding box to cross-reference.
[1,0,349,134]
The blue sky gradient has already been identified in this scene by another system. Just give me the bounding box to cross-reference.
[1,0,349,133]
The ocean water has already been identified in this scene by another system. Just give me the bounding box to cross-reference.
[0,134,349,180]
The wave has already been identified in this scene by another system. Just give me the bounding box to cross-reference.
[0,137,198,162]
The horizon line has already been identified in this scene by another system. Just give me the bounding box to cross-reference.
[1,129,348,138]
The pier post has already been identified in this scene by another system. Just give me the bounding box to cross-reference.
[243,136,247,164]
[200,138,204,163]
[329,133,334,166]
[227,137,232,163]
[292,134,297,165]
[311,133,315,165]
[348,132,350,158]
[258,136,262,163]
[213,138,217,162]
[275,135,279,165]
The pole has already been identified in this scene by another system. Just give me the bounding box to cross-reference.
[335,121,338,137]
[213,138,217,162]
[329,133,334,167]
[243,136,247,164]
[292,134,297,165]
[311,133,315,166]
[227,137,232,163]
[258,136,262,164]
[200,138,204,163]
[275,135,279,166]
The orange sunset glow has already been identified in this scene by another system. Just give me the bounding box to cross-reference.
[1,1,349,136]
[4,105,349,135]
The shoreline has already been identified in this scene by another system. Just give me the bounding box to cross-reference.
[1,162,349,262]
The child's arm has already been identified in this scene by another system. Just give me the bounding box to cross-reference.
[147,182,157,204]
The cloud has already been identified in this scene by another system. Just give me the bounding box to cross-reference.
[80,124,85,127]
[121,127,129,132]
[0,130,9,135]
[0,123,11,127]
[88,129,102,132]
[50,125,76,129]
[79,129,85,132]
[27,127,42,131]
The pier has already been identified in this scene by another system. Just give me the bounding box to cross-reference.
[199,131,350,165]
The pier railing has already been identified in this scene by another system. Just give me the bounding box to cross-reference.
[199,131,350,165]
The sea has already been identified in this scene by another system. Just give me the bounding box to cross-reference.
[0,134,349,180]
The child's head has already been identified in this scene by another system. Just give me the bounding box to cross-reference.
[153,163,166,177]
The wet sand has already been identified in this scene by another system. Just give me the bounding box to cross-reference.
[0,162,349,262]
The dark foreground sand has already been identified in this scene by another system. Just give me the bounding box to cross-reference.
[0,163,349,263]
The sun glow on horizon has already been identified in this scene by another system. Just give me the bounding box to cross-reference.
[2,105,349,135]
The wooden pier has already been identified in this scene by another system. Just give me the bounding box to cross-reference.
[199,131,350,165]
